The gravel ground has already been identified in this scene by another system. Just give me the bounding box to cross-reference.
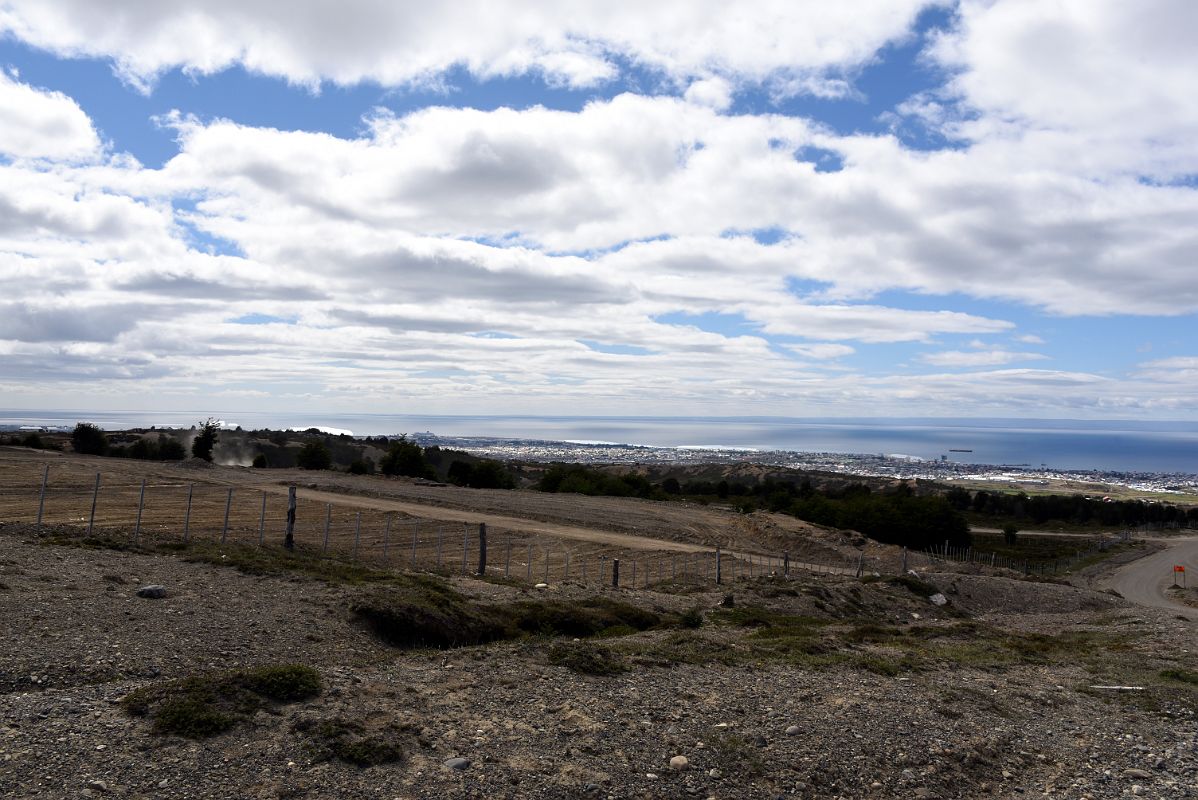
[2,525,1196,799]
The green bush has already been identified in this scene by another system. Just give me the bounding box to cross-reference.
[547,641,627,675]
[71,422,108,456]
[296,441,332,470]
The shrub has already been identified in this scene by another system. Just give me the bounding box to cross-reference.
[71,422,108,456]
[294,718,404,766]
[378,436,435,479]
[296,441,332,470]
[252,454,268,468]
[348,458,374,475]
[20,432,44,449]
[547,641,627,675]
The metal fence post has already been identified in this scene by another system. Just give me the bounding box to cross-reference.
[258,491,267,546]
[183,483,193,543]
[86,472,100,536]
[221,488,233,543]
[716,547,722,584]
[133,478,146,543]
[284,486,296,550]
[35,465,48,534]
[321,503,331,552]
[477,523,487,576]
[462,523,469,575]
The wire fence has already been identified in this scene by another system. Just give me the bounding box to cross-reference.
[0,462,1135,588]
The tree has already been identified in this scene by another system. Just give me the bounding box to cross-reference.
[1002,524,1019,546]
[71,423,108,456]
[20,432,44,449]
[191,418,220,462]
[252,454,268,469]
[378,436,435,479]
[348,458,375,475]
[661,477,681,495]
[158,436,186,460]
[296,441,332,470]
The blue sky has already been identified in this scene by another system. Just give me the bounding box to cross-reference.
[0,1,1196,419]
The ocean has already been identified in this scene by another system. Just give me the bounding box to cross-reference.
[3,411,1196,475]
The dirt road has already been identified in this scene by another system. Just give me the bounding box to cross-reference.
[1099,534,1198,620]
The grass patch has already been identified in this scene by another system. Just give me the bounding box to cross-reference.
[708,733,765,778]
[122,664,321,738]
[506,597,662,637]
[547,641,628,675]
[888,574,940,597]
[1161,668,1198,685]
[294,718,405,766]
[351,577,510,649]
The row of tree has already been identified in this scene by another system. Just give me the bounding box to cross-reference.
[947,487,1196,528]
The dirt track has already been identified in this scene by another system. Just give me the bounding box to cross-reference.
[1099,534,1198,620]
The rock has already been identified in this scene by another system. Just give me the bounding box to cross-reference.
[136,585,167,599]
[670,755,689,771]
[928,593,948,606]
[582,783,601,793]
[708,768,721,779]
[443,757,471,771]
[1124,769,1151,779]
[85,780,108,792]
[785,725,800,736]
[534,583,549,590]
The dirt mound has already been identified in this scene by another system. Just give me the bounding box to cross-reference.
[932,573,1122,615]
[176,457,215,470]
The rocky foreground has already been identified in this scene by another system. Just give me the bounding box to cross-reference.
[1,524,1196,799]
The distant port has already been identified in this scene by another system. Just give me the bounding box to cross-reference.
[948,449,973,452]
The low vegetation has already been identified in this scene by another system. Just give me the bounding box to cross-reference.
[293,717,407,766]
[122,664,322,738]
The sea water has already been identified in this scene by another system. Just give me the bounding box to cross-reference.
[2,411,1196,474]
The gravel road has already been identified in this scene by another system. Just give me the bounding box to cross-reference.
[1100,534,1198,620]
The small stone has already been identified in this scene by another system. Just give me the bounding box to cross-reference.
[928,593,948,606]
[785,725,800,736]
[157,779,168,788]
[1124,769,1151,779]
[85,780,108,792]
[443,757,471,771]
[136,585,167,599]
[645,773,659,780]
[708,768,721,779]
[534,583,549,590]
[582,783,601,793]
[670,755,690,771]
[1131,785,1144,796]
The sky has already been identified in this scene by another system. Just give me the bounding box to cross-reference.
[0,0,1196,420]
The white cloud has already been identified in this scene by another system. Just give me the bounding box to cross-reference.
[1013,333,1045,345]
[0,70,101,160]
[920,349,1048,367]
[786,343,855,360]
[0,0,931,93]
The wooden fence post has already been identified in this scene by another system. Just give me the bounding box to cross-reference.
[901,547,908,573]
[526,543,532,581]
[86,472,100,537]
[383,514,391,562]
[855,551,864,578]
[631,559,636,587]
[35,464,49,534]
[716,547,722,584]
[133,478,146,543]
[353,512,361,560]
[221,488,233,543]
[436,527,444,567]
[564,550,570,579]
[183,483,193,543]
[504,537,511,578]
[477,523,487,576]
[284,486,296,551]
[783,551,789,577]
[543,548,549,582]
[612,558,620,588]
[411,522,418,567]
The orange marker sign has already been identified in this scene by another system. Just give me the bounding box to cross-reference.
[1176,565,1186,573]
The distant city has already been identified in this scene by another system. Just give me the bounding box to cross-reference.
[406,433,1198,496]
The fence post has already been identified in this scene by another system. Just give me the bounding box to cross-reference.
[783,551,789,577]
[258,492,267,546]
[383,515,391,562]
[671,554,676,580]
[436,527,444,567]
[133,478,146,543]
[504,537,511,578]
[526,543,532,580]
[322,503,331,552]
[632,559,636,587]
[612,558,620,588]
[221,488,233,543]
[543,548,549,582]
[580,555,585,583]
[35,464,49,534]
[901,547,908,573]
[353,512,361,560]
[86,472,100,537]
[183,483,193,543]
[477,523,487,576]
[284,486,296,551]
[716,547,722,584]
[855,551,864,578]
[461,523,469,575]
[564,550,570,580]
[411,522,418,568]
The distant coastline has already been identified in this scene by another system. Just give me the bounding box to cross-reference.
[2,410,1195,482]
